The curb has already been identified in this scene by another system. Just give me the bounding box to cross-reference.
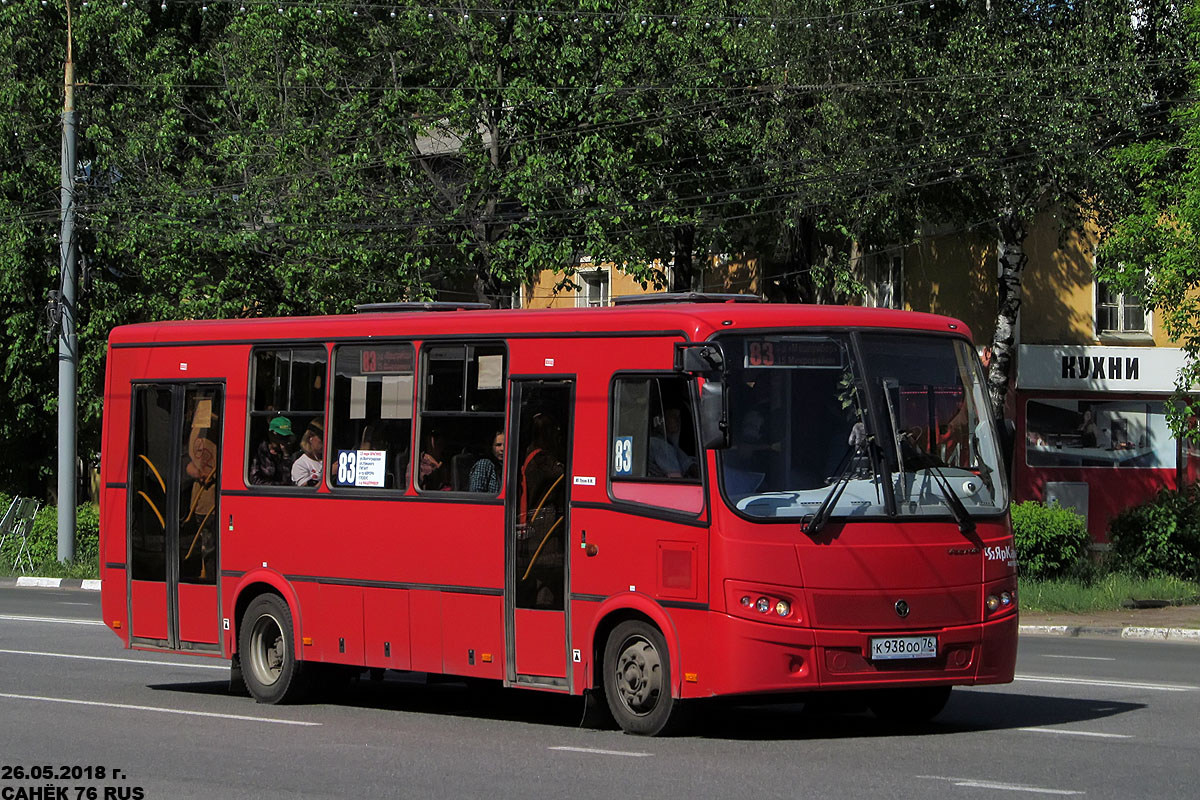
[4,578,1200,641]
[2,576,101,591]
[1020,623,1200,644]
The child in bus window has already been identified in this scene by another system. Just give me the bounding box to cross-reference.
[249,416,294,486]
[291,419,324,487]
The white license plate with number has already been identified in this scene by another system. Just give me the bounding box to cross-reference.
[869,635,938,661]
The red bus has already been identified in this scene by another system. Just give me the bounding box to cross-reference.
[98,294,1017,735]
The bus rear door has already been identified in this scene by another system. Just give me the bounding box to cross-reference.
[126,382,223,652]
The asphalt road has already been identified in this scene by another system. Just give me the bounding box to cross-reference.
[2,586,1198,800]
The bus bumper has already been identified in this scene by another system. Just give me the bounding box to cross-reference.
[692,611,1017,698]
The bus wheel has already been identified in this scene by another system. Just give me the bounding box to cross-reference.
[240,594,307,704]
[603,620,677,736]
[868,686,952,723]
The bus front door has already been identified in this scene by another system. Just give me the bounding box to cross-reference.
[506,379,573,689]
[127,383,223,652]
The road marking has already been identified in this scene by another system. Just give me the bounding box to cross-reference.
[1042,654,1116,662]
[0,649,226,671]
[1015,674,1196,692]
[0,692,320,726]
[0,613,104,626]
[920,776,1083,795]
[59,602,94,607]
[549,746,653,758]
[1019,726,1131,739]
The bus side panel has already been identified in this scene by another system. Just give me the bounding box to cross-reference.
[569,507,709,608]
[442,593,504,680]
[362,587,411,670]
[100,486,129,643]
[409,589,443,674]
[314,583,365,665]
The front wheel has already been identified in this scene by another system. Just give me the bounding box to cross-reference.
[239,593,308,704]
[868,685,952,723]
[603,620,678,736]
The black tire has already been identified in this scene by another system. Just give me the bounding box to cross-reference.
[868,685,952,723]
[602,620,678,736]
[239,593,308,704]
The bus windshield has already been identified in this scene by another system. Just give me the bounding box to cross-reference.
[717,332,1007,521]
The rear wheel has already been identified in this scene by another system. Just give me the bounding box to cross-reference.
[239,593,308,704]
[603,620,678,736]
[868,685,952,723]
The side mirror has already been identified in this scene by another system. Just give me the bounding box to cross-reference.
[698,379,728,449]
[674,342,725,376]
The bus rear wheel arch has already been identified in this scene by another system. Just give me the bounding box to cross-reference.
[602,619,679,736]
[238,592,309,704]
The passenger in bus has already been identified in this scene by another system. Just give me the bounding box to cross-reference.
[291,419,324,487]
[418,428,450,490]
[249,415,295,486]
[468,430,504,493]
[648,407,697,479]
[519,413,565,608]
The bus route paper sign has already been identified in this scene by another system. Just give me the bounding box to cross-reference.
[353,450,386,487]
[336,449,387,488]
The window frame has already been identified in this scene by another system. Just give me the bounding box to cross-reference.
[327,341,417,494]
[245,345,330,490]
[414,340,509,496]
[606,370,707,518]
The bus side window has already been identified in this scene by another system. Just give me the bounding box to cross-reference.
[329,344,415,491]
[247,347,328,488]
[611,376,700,484]
[418,343,506,494]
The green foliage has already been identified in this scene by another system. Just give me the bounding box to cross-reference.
[1011,500,1091,581]
[1098,1,1200,438]
[1108,487,1200,581]
[0,497,99,574]
[0,1,1179,495]
[1018,573,1200,613]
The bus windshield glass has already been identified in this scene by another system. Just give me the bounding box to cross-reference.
[717,332,1007,521]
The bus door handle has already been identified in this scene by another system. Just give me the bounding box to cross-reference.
[580,530,599,557]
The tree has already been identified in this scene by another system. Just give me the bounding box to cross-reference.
[1099,1,1200,438]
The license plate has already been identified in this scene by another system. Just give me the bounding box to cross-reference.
[869,635,938,661]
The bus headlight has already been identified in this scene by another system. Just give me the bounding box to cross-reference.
[756,597,770,613]
[985,594,1000,612]
[775,600,791,617]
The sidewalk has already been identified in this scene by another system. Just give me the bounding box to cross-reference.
[1020,602,1200,643]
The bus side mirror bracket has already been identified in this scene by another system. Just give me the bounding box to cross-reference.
[676,343,728,450]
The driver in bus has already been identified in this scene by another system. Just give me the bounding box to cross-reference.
[648,407,697,479]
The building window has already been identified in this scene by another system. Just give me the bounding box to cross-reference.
[576,269,609,307]
[1095,281,1147,335]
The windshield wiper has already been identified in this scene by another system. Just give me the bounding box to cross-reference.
[802,423,869,536]
[923,463,976,535]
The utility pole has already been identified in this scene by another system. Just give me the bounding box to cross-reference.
[57,0,78,562]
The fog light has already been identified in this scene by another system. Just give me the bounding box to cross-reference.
[775,600,790,617]
[985,594,1000,612]
[756,597,770,613]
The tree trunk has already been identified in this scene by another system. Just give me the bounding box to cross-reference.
[671,225,695,292]
[987,213,1029,422]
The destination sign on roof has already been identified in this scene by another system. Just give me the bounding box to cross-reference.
[360,346,414,374]
[744,338,846,369]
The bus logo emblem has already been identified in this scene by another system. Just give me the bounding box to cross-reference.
[894,600,910,618]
